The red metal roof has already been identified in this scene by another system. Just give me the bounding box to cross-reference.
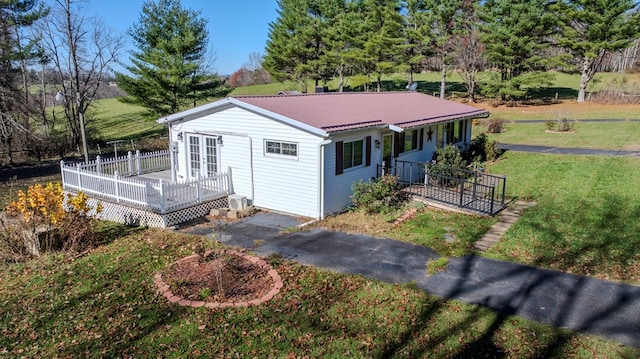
[235,92,488,133]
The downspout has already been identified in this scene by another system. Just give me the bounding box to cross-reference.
[317,139,332,219]
[169,124,177,182]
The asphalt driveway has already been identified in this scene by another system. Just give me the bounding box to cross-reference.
[178,212,640,348]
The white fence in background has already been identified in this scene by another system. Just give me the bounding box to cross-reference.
[76,150,171,176]
[60,151,231,214]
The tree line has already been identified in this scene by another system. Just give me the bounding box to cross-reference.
[0,0,228,166]
[263,0,640,102]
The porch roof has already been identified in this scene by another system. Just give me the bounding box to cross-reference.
[158,92,489,134]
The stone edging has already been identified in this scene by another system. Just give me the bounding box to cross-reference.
[153,249,283,308]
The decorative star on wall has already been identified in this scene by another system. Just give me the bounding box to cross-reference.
[426,127,433,142]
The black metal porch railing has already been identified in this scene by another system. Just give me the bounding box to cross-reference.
[377,160,507,215]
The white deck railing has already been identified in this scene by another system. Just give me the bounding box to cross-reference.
[60,151,231,214]
[76,150,171,176]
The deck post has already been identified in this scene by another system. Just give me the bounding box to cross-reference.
[135,150,141,175]
[114,171,121,202]
[60,160,66,189]
[227,167,233,193]
[472,170,478,201]
[490,186,496,214]
[127,151,133,176]
[76,163,82,190]
[159,179,166,213]
[196,176,201,202]
[96,156,102,175]
[501,176,506,205]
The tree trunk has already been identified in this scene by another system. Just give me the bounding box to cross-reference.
[577,53,601,103]
[440,63,446,99]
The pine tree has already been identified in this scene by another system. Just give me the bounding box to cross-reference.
[116,0,228,117]
[0,0,47,164]
[403,0,432,86]
[359,0,406,92]
[424,0,469,98]
[552,0,640,102]
[479,0,558,100]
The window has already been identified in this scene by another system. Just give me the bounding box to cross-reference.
[189,136,201,177]
[265,140,298,157]
[343,139,364,169]
[446,121,464,144]
[394,128,423,156]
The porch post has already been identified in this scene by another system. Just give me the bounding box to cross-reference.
[227,167,233,193]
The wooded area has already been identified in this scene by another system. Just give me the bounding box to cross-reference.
[2,0,640,166]
[264,0,640,101]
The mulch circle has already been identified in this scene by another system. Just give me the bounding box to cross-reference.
[153,249,283,308]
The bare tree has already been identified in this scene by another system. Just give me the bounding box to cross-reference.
[39,0,123,160]
[453,30,486,103]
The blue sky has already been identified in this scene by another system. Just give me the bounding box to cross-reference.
[51,0,279,75]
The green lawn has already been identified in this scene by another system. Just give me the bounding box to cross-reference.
[474,121,640,150]
[0,226,635,358]
[483,152,640,283]
[87,98,165,143]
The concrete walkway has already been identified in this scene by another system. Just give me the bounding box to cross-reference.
[177,212,640,348]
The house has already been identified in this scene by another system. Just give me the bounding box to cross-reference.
[158,91,489,220]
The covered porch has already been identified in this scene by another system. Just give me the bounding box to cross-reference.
[60,150,232,227]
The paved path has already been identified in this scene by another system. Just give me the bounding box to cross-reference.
[499,143,640,156]
[178,212,640,348]
[474,200,536,251]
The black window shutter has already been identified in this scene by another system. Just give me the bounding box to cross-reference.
[418,128,424,150]
[393,133,400,158]
[335,141,344,175]
[365,136,372,166]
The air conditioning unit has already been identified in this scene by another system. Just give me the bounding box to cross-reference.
[228,194,247,210]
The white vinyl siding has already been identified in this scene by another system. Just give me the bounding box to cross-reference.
[172,107,323,218]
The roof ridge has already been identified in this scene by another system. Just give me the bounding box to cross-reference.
[233,91,419,99]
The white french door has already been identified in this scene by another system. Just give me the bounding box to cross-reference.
[187,134,220,178]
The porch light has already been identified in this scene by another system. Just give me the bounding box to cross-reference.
[217,136,223,146]
[177,132,183,141]
[374,139,381,149]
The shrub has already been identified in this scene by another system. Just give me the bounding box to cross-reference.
[486,117,506,133]
[351,175,409,214]
[430,145,468,187]
[2,183,102,260]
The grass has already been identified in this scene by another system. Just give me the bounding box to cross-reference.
[87,98,165,144]
[474,120,640,150]
[483,152,640,283]
[0,225,636,358]
[316,207,496,257]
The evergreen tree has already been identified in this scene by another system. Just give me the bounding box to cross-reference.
[424,0,470,98]
[403,0,432,86]
[552,0,640,102]
[264,0,341,92]
[359,0,406,92]
[116,0,228,117]
[0,0,47,164]
[479,0,558,100]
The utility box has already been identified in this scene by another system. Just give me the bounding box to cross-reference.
[228,194,247,210]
